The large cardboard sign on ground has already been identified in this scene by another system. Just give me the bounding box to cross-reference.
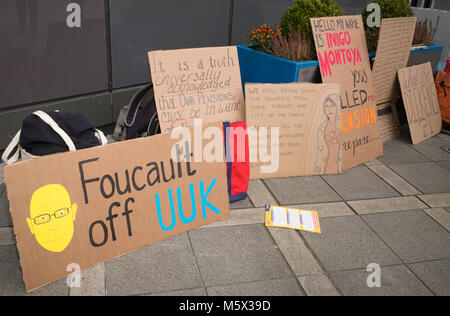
[148,46,245,134]
[372,17,417,142]
[311,15,383,170]
[4,123,229,292]
[246,83,342,179]
[398,62,442,144]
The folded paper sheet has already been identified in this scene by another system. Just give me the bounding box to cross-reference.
[265,204,321,234]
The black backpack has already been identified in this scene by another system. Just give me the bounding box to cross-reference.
[113,83,160,141]
[2,110,108,164]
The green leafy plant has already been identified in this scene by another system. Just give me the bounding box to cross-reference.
[280,0,344,40]
[413,17,440,46]
[362,0,414,52]
[262,26,314,61]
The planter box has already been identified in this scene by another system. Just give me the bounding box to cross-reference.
[237,44,443,89]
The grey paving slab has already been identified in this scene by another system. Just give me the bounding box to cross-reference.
[301,216,401,272]
[436,160,450,172]
[247,179,277,207]
[268,227,323,276]
[30,279,69,296]
[364,158,383,166]
[264,176,341,205]
[230,196,253,210]
[199,208,265,229]
[287,202,354,218]
[0,227,15,245]
[189,224,292,287]
[105,233,203,296]
[408,259,450,296]
[378,138,430,165]
[418,193,450,208]
[348,196,427,215]
[423,208,450,232]
[70,263,105,296]
[388,162,450,194]
[297,274,340,296]
[321,166,400,201]
[368,165,421,196]
[0,245,26,296]
[362,210,450,263]
[206,278,304,296]
[437,133,450,143]
[330,265,433,296]
[411,136,450,161]
[0,184,12,227]
[146,287,206,296]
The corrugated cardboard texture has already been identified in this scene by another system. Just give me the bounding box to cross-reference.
[398,62,442,144]
[311,15,383,170]
[372,17,417,142]
[148,46,245,134]
[245,82,343,179]
[4,123,229,292]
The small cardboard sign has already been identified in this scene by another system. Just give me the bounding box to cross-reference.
[245,82,343,179]
[372,17,417,142]
[398,62,442,144]
[148,46,245,134]
[311,15,383,170]
[4,123,230,292]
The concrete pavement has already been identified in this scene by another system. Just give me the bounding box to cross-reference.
[1,133,449,296]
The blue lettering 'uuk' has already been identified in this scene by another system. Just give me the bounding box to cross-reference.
[155,179,220,231]
[155,190,176,231]
[200,179,221,219]
[178,184,196,224]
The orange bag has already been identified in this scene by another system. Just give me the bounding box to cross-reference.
[435,71,450,125]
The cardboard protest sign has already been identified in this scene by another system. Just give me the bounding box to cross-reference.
[398,62,442,144]
[311,15,383,170]
[148,46,245,134]
[4,123,229,292]
[245,82,342,179]
[372,17,417,142]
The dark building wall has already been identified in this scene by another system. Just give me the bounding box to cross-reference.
[0,0,109,109]
[0,0,446,151]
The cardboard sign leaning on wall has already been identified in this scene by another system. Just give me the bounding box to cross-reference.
[310,15,383,171]
[4,122,230,292]
[398,62,442,145]
[372,17,417,143]
[148,46,245,134]
[245,82,343,179]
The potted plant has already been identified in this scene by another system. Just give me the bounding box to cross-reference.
[237,0,444,88]
[238,0,344,87]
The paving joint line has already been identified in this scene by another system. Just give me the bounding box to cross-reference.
[356,212,437,296]
[421,208,450,234]
[292,229,344,296]
[262,225,309,296]
[186,231,209,296]
[373,163,424,195]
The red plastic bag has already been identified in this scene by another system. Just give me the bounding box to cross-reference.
[223,121,250,202]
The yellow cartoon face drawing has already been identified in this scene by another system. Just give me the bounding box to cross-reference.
[26,184,77,253]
